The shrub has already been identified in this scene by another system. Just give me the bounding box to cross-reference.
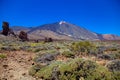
[33,48,41,53]
[29,63,46,76]
[98,54,113,60]
[109,53,120,59]
[34,58,114,80]
[0,54,7,58]
[106,60,120,72]
[62,51,75,58]
[29,66,37,76]
[98,53,120,60]
[112,71,120,80]
[34,53,59,64]
[70,41,96,55]
[35,61,62,79]
[106,60,120,80]
[104,47,118,52]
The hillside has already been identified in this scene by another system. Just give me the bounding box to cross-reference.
[30,21,99,40]
[11,21,120,41]
[102,34,120,40]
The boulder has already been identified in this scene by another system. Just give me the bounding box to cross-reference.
[19,31,28,41]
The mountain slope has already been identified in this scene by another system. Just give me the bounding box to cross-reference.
[102,34,120,40]
[10,21,120,40]
[11,26,31,34]
[29,21,100,40]
[28,30,73,40]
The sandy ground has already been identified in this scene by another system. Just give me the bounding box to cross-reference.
[0,51,36,80]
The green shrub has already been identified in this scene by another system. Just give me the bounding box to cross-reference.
[0,54,7,58]
[112,71,120,80]
[62,51,75,58]
[29,63,47,76]
[99,53,120,60]
[110,53,120,59]
[33,48,41,53]
[106,60,120,80]
[105,47,118,51]
[70,41,96,55]
[29,67,37,76]
[98,54,113,60]
[34,58,114,80]
[106,60,120,72]
[35,61,62,79]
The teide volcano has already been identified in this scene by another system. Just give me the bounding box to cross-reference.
[11,21,120,40]
[28,21,102,40]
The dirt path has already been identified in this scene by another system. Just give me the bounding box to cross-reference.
[0,51,36,80]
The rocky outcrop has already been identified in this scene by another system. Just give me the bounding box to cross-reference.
[1,22,16,37]
[2,22,10,36]
[44,37,53,42]
[19,31,29,41]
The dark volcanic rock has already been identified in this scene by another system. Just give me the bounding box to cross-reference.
[1,22,16,37]
[2,22,10,36]
[44,37,53,42]
[19,31,28,41]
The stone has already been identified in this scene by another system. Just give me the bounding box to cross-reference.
[19,31,29,41]
[44,37,53,42]
[3,64,8,69]
[2,22,10,36]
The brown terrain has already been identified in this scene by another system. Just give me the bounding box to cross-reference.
[102,34,120,40]
[0,51,36,80]
[28,30,73,40]
[0,51,106,80]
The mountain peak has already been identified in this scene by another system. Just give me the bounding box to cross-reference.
[59,21,66,25]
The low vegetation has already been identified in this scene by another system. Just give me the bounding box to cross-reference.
[62,51,75,58]
[0,39,120,80]
[0,54,6,59]
[70,41,97,56]
[32,59,114,80]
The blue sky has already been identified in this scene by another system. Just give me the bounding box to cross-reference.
[0,0,120,35]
